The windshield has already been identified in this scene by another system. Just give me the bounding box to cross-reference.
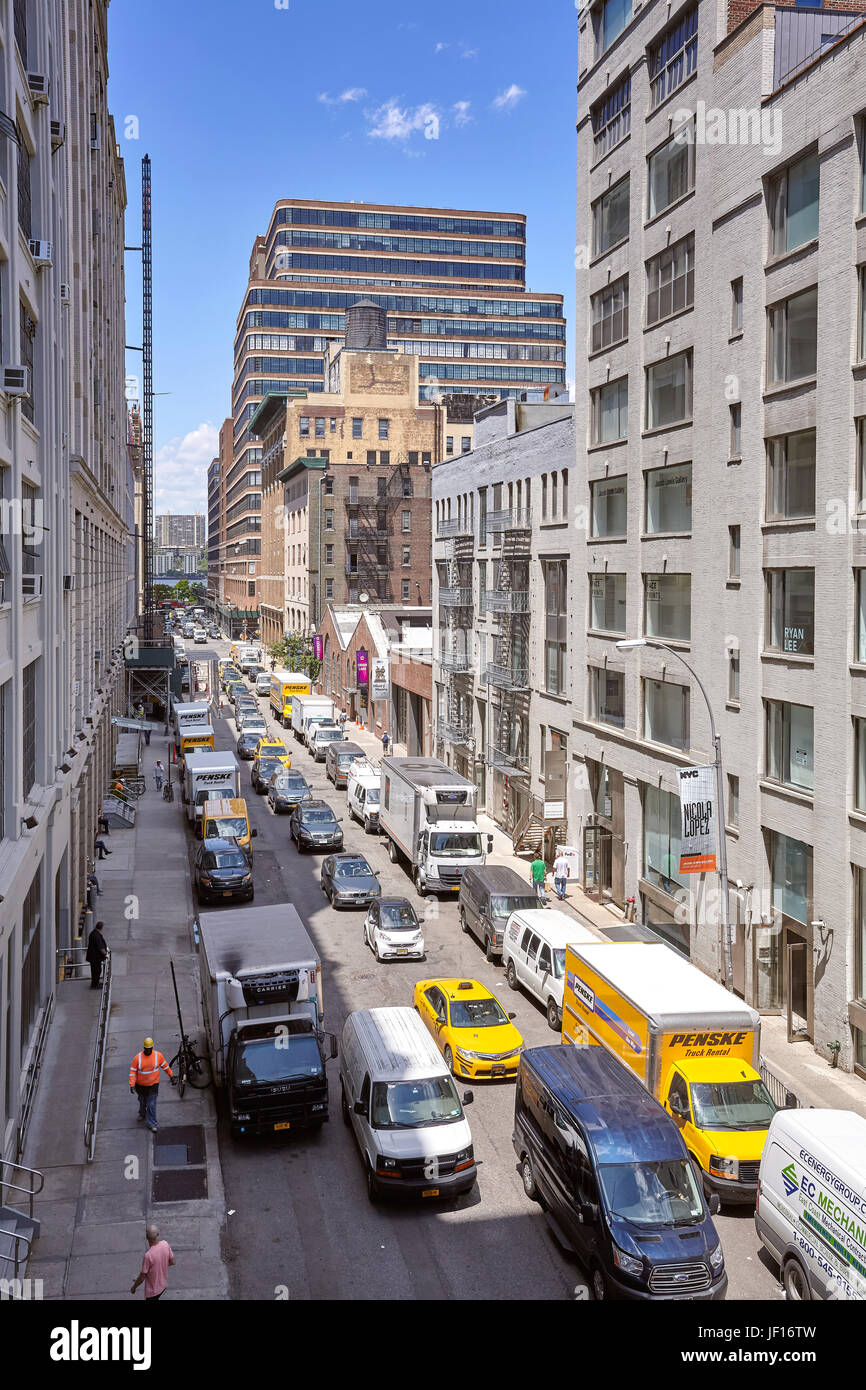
[335,860,374,879]
[490,894,537,919]
[208,817,246,838]
[235,1035,322,1085]
[380,904,419,931]
[204,851,247,870]
[429,832,483,857]
[690,1080,777,1131]
[552,948,566,979]
[316,729,342,743]
[599,1160,704,1227]
[449,997,509,1028]
[370,1076,463,1129]
[304,809,336,824]
[337,753,360,767]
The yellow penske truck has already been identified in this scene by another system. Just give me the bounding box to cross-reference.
[269,670,311,729]
[562,940,777,1204]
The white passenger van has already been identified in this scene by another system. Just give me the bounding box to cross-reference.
[340,1006,476,1203]
[755,1107,866,1301]
[346,759,381,833]
[502,908,601,1031]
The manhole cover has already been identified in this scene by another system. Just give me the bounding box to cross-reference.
[153,1125,206,1165]
[152,1168,208,1203]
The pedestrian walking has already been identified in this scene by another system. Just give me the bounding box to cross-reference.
[95,837,112,860]
[381,729,390,754]
[144,727,151,747]
[553,850,571,902]
[270,656,276,671]
[129,1038,173,1133]
[338,710,347,733]
[130,1224,175,1301]
[86,921,108,989]
[154,760,164,791]
[530,855,547,904]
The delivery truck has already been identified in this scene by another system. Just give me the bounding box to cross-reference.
[270,669,311,728]
[198,904,337,1138]
[561,940,775,1203]
[378,756,492,897]
[182,750,240,828]
[291,692,335,743]
[173,699,211,749]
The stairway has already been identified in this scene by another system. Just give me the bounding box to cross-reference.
[0,1205,40,1291]
[101,794,136,828]
[513,811,568,856]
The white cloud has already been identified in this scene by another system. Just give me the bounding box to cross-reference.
[318,87,367,106]
[453,100,472,127]
[367,100,440,141]
[492,83,527,112]
[153,422,218,515]
[434,41,449,53]
[461,47,478,59]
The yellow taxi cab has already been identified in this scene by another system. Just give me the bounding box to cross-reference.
[413,978,523,1080]
[254,736,290,761]
[251,738,291,793]
[200,797,257,859]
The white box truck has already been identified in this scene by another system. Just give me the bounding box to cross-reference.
[183,750,240,827]
[291,692,335,743]
[379,756,492,897]
[198,904,337,1138]
[173,699,211,749]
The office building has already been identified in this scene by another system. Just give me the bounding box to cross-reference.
[154,512,205,553]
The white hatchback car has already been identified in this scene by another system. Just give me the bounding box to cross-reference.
[363,897,425,962]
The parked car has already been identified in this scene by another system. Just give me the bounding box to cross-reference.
[364,898,424,961]
[246,664,265,685]
[221,668,242,691]
[413,978,523,1081]
[267,769,312,814]
[236,730,262,761]
[194,837,254,904]
[234,704,261,727]
[208,627,221,639]
[225,680,245,704]
[290,800,343,852]
[251,752,290,793]
[321,853,380,909]
[326,740,365,788]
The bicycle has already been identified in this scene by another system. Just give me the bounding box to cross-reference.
[169,1033,211,1098]
[110,777,145,799]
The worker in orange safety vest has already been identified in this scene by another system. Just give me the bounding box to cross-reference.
[129,1037,173,1133]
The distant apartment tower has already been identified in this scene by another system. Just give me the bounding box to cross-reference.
[231,198,567,619]
[154,512,205,551]
[574,0,866,1073]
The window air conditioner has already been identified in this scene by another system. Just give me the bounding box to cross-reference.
[50,119,65,149]
[22,574,43,598]
[63,574,76,590]
[27,73,50,103]
[29,239,52,267]
[2,366,30,395]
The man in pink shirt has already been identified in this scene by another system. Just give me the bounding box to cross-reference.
[130,1224,175,1300]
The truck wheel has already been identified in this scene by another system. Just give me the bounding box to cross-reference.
[546,997,560,1031]
[520,1154,539,1203]
[444,1046,455,1074]
[783,1258,812,1301]
[506,959,518,990]
[414,870,427,898]
[591,1264,608,1302]
[366,1163,379,1204]
[460,908,469,934]
[388,838,399,864]
[485,933,496,963]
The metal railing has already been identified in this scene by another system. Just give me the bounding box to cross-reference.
[486,506,531,534]
[0,1225,33,1283]
[56,944,90,984]
[16,993,54,1159]
[0,1159,44,1222]
[483,589,529,613]
[438,587,472,609]
[759,1058,799,1110]
[437,718,474,747]
[484,662,529,690]
[84,950,113,1162]
[488,743,530,775]
[439,652,473,674]
[436,517,473,539]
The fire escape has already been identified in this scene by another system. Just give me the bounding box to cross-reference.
[435,510,474,753]
[483,506,533,836]
[344,464,409,604]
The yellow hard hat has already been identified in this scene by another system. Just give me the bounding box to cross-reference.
[143,1037,154,1049]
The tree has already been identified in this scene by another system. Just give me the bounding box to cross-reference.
[152,584,172,604]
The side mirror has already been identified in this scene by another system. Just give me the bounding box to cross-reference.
[578,1203,597,1225]
[668,1094,684,1117]
[507,1012,517,1020]
[251,828,258,837]
[329,1035,338,1060]
[708,1193,721,1216]
[353,1100,367,1116]
[487,835,494,852]
[462,1090,474,1106]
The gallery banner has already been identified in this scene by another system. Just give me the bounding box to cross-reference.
[676,765,717,874]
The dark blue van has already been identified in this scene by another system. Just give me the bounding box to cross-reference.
[513,1044,727,1300]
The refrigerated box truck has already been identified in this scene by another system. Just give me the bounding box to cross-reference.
[378,756,492,897]
[562,940,775,1203]
[198,904,337,1137]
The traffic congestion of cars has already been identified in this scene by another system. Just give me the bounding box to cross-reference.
[169,613,866,1304]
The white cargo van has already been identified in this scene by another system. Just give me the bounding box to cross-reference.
[346,760,381,833]
[502,909,601,1030]
[755,1108,866,1300]
[340,1006,476,1203]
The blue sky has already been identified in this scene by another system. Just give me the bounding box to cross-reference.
[108,0,577,516]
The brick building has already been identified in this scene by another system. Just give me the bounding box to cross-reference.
[317,604,433,754]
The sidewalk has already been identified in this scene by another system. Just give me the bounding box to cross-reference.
[23,729,229,1300]
[338,716,866,1123]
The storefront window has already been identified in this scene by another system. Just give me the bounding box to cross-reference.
[766,569,814,655]
[770,831,811,925]
[643,783,686,893]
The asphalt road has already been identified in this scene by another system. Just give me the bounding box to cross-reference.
[179,635,784,1303]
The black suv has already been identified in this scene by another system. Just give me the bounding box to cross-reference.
[290,800,343,852]
[194,837,254,904]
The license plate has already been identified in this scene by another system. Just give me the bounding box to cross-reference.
[274,1121,291,1131]
[223,891,232,897]
[422,1188,439,1198]
[451,886,460,892]
[397,948,408,956]
[492,1066,505,1076]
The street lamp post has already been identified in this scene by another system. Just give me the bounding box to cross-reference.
[617,637,733,991]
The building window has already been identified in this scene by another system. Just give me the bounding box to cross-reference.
[770,831,811,928]
[325,579,333,600]
[368,451,377,467]
[767,428,815,519]
[856,719,866,812]
[446,436,454,455]
[645,462,691,533]
[644,572,690,641]
[646,349,692,430]
[591,667,625,727]
[378,418,390,440]
[648,5,698,109]
[599,0,632,54]
[315,417,325,437]
[766,700,814,792]
[324,509,334,531]
[590,475,627,537]
[402,579,411,601]
[14,0,27,61]
[19,304,34,424]
[591,72,631,159]
[647,123,695,219]
[299,416,310,437]
[766,568,814,655]
[729,525,741,579]
[21,481,38,577]
[461,437,471,453]
[23,659,36,796]
[402,510,411,533]
[541,475,547,520]
[731,277,743,334]
[379,450,390,466]
[590,275,629,351]
[728,646,740,702]
[20,865,41,1059]
[17,127,31,240]
[643,783,686,892]
[324,476,334,496]
[727,774,739,828]
[729,402,742,458]
[769,150,819,257]
[408,451,418,465]
[862,129,866,216]
[589,572,626,633]
[329,417,336,433]
[478,560,487,613]
[402,546,411,566]
[768,286,818,385]
[860,266,866,362]
[645,234,694,328]
[325,544,334,565]
[0,680,5,840]
[352,417,362,438]
[858,571,866,662]
[592,176,630,257]
[591,376,628,445]
[644,678,689,750]
[543,559,568,695]
[247,580,255,597]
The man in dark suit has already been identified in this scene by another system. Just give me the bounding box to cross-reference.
[86,921,108,990]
